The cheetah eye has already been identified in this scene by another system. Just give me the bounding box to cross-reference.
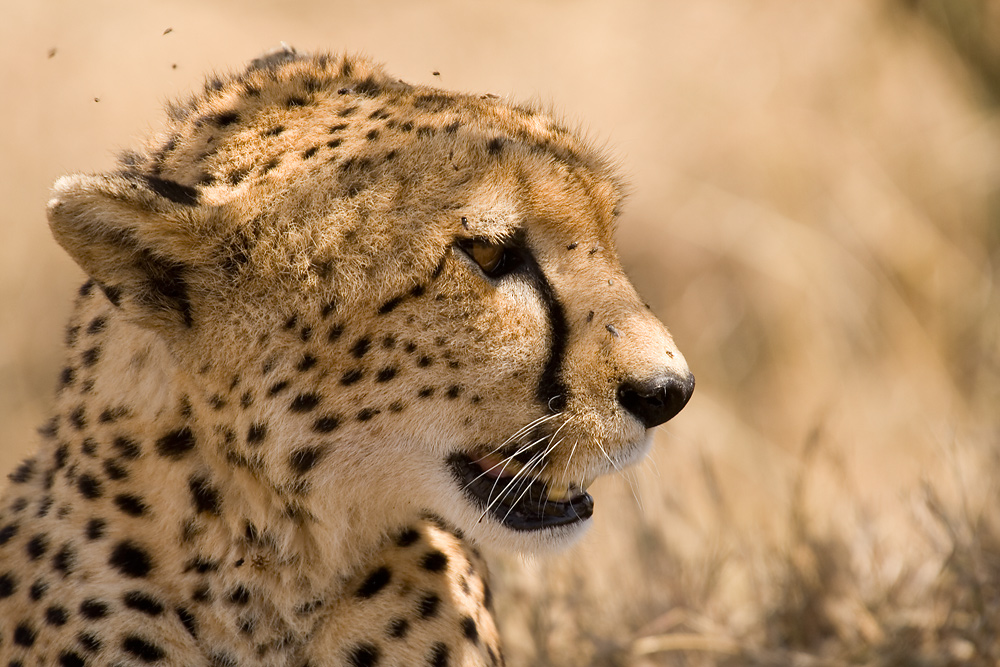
[456,238,523,279]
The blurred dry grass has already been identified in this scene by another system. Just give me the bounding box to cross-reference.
[2,1,999,664]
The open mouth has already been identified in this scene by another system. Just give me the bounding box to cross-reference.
[448,453,594,532]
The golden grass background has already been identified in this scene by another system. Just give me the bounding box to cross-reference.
[2,1,999,664]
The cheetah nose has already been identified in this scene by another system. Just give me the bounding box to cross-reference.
[617,371,695,429]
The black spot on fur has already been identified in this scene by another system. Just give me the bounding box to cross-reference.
[341,369,363,385]
[290,393,321,412]
[80,598,110,618]
[418,593,440,618]
[483,580,493,609]
[387,617,409,639]
[0,522,19,545]
[85,518,106,540]
[286,96,306,107]
[0,572,16,598]
[121,634,166,662]
[227,584,251,605]
[113,436,141,460]
[123,590,164,616]
[77,474,103,500]
[78,631,102,653]
[192,584,212,603]
[183,557,220,574]
[376,367,398,383]
[356,566,391,598]
[348,643,380,667]
[296,354,318,371]
[263,125,285,137]
[69,405,87,430]
[86,316,107,334]
[313,415,340,433]
[29,579,48,600]
[302,146,319,159]
[109,540,153,578]
[103,458,128,480]
[99,406,128,423]
[420,550,448,573]
[247,423,267,445]
[354,76,381,96]
[350,336,371,359]
[14,622,37,647]
[378,295,404,314]
[289,446,325,474]
[54,443,69,469]
[214,112,239,126]
[462,616,479,643]
[268,380,290,395]
[52,543,76,576]
[356,408,380,422]
[428,642,450,667]
[446,385,462,399]
[156,427,195,459]
[8,459,34,484]
[189,476,221,515]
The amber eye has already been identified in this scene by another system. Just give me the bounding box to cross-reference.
[456,238,523,279]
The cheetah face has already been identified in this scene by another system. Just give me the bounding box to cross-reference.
[47,51,692,554]
[419,168,694,550]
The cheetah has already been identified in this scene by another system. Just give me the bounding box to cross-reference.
[0,46,693,666]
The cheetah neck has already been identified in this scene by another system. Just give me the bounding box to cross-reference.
[51,287,416,604]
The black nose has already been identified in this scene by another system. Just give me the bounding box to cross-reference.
[617,372,695,429]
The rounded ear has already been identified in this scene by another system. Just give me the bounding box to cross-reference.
[48,172,217,331]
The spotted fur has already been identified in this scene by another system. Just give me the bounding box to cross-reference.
[0,46,691,666]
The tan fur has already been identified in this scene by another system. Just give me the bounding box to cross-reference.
[0,46,690,666]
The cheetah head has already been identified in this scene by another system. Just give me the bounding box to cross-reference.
[47,48,692,556]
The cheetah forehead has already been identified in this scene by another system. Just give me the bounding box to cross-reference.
[121,47,625,237]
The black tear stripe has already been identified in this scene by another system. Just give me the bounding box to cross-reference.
[518,251,570,413]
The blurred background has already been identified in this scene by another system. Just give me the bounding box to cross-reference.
[2,1,999,664]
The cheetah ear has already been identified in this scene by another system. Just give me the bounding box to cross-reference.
[47,171,216,332]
